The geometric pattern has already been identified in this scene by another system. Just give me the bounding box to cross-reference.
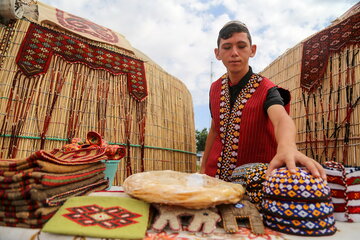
[63,204,141,229]
[16,23,147,101]
[230,163,260,186]
[324,161,360,222]
[264,219,337,236]
[263,167,331,201]
[261,199,334,220]
[215,74,263,181]
[55,8,120,45]
[300,6,360,92]
[246,163,268,186]
[263,214,335,231]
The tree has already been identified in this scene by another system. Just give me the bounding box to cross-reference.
[195,128,208,152]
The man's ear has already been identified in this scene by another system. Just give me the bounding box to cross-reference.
[214,48,221,60]
[250,44,257,58]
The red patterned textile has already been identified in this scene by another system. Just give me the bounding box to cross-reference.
[56,9,120,46]
[300,5,360,92]
[16,23,147,101]
[64,204,141,229]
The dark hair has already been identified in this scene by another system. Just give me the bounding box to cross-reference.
[217,21,252,47]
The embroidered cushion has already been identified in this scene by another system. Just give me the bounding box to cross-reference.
[263,167,331,201]
[42,196,150,239]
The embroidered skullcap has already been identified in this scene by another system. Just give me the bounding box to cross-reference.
[263,167,331,201]
[221,20,248,30]
[263,214,335,231]
[246,163,268,187]
[261,199,334,220]
[230,163,259,186]
[261,167,337,236]
[264,219,337,236]
[323,162,360,222]
[218,20,252,46]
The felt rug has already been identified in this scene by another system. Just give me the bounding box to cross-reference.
[37,1,134,53]
[42,196,150,239]
[16,23,147,102]
[300,4,360,91]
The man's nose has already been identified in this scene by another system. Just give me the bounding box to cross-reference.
[230,47,239,56]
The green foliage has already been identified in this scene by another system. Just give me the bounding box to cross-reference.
[195,128,208,152]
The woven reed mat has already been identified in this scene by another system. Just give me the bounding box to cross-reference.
[37,2,134,53]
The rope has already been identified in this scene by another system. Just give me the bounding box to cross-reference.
[0,134,196,155]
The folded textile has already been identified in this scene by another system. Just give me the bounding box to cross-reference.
[0,206,59,219]
[0,201,43,211]
[30,173,105,201]
[0,178,108,211]
[46,178,108,206]
[0,155,38,171]
[0,172,104,200]
[42,196,150,239]
[0,206,58,228]
[0,162,105,188]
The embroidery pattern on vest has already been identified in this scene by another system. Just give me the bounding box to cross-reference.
[215,74,263,181]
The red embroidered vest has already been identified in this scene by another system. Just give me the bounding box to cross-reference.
[205,75,290,178]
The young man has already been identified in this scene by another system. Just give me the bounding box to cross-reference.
[200,21,326,181]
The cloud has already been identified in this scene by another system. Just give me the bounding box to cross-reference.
[41,0,358,129]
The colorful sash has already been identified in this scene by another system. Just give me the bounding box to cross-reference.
[215,74,262,181]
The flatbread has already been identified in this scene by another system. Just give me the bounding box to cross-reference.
[123,170,245,209]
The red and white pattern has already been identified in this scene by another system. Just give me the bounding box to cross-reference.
[324,161,360,222]
[63,204,141,229]
[300,5,360,92]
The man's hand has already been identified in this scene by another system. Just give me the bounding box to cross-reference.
[266,145,327,180]
[267,105,326,180]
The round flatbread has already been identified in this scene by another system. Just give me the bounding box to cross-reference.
[123,170,245,209]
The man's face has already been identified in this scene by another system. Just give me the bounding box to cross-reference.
[214,32,256,76]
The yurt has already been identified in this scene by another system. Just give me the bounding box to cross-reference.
[0,1,197,184]
[261,3,360,167]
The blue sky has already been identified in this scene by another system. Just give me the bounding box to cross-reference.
[42,0,358,131]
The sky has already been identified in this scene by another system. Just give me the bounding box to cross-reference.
[42,0,358,131]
